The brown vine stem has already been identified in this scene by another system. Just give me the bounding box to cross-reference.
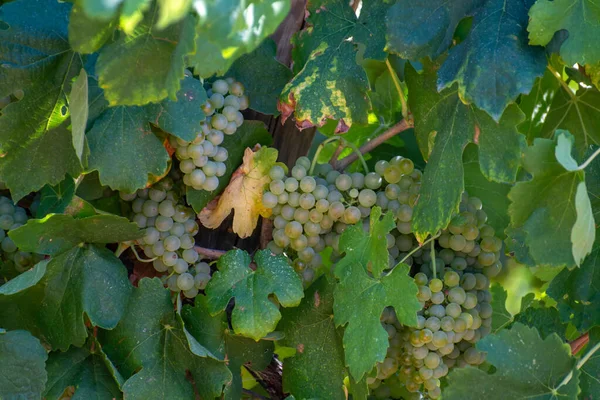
[194,246,226,259]
[329,141,345,166]
[335,118,414,171]
[570,332,589,355]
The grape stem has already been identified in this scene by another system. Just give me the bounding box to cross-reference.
[386,58,408,119]
[554,339,600,392]
[329,141,346,166]
[130,245,157,263]
[335,119,414,171]
[194,246,226,259]
[394,232,440,270]
[577,146,600,170]
[343,140,370,173]
[309,136,342,175]
[430,239,437,280]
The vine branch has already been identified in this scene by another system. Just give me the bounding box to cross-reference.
[194,246,226,259]
[335,119,414,171]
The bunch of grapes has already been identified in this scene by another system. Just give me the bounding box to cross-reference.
[120,177,211,298]
[0,196,43,276]
[262,155,421,283]
[172,78,248,191]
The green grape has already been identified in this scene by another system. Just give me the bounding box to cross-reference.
[460,273,476,290]
[158,200,176,217]
[212,79,229,95]
[350,172,365,189]
[182,248,199,264]
[153,258,169,272]
[349,188,359,198]
[335,174,352,191]
[325,170,341,184]
[474,273,489,290]
[384,165,402,184]
[312,185,328,200]
[444,270,460,287]
[440,316,455,331]
[451,257,467,271]
[189,169,207,188]
[328,201,345,219]
[169,222,185,237]
[269,180,285,195]
[343,206,361,224]
[284,177,299,192]
[177,273,195,291]
[295,156,311,170]
[419,328,433,343]
[278,192,289,205]
[179,234,195,249]
[417,286,432,301]
[327,190,343,203]
[281,205,295,220]
[374,160,389,175]
[431,291,445,304]
[448,287,466,304]
[211,114,228,130]
[183,287,199,298]
[299,193,315,209]
[309,209,323,223]
[143,227,160,245]
[415,272,428,286]
[173,259,189,274]
[262,192,278,208]
[396,205,413,222]
[163,236,181,252]
[429,278,443,293]
[298,247,315,262]
[358,189,377,207]
[1,237,17,253]
[269,165,285,180]
[385,184,401,200]
[365,172,382,189]
[291,235,308,250]
[446,303,462,318]
[425,317,441,332]
[423,352,440,369]
[223,94,240,109]
[463,293,478,309]
[230,81,245,96]
[293,208,309,224]
[132,214,147,228]
[151,240,165,256]
[300,176,316,193]
[155,215,174,232]
[285,221,303,239]
[477,251,496,266]
[292,165,307,180]
[449,234,466,251]
[304,221,321,236]
[273,216,287,229]
[287,192,300,207]
[273,229,290,247]
[315,199,329,213]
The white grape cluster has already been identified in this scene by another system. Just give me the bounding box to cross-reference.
[262,155,421,284]
[0,196,43,275]
[120,178,211,298]
[172,78,248,191]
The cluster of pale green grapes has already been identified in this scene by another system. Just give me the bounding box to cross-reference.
[120,178,211,298]
[369,194,500,399]
[172,78,248,191]
[262,155,420,283]
[0,196,44,277]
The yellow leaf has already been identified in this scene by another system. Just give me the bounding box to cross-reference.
[199,146,283,238]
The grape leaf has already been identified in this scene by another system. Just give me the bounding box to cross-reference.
[0,245,132,350]
[0,330,48,400]
[0,0,83,201]
[437,0,547,120]
[528,0,600,66]
[44,338,124,400]
[199,146,284,238]
[406,61,525,240]
[76,0,151,29]
[538,73,600,156]
[225,39,293,116]
[186,120,273,212]
[386,0,479,60]
[547,228,600,331]
[87,76,207,193]
[205,249,304,340]
[9,214,141,256]
[68,4,118,54]
[512,304,566,341]
[96,3,195,106]
[279,0,391,131]
[36,176,76,218]
[279,276,346,400]
[99,278,231,399]
[507,132,594,267]
[517,68,561,142]
[462,145,511,238]
[188,0,290,78]
[580,327,600,398]
[156,0,192,29]
[444,323,579,399]
[182,296,274,400]
[369,69,403,126]
[333,207,421,381]
[490,284,513,333]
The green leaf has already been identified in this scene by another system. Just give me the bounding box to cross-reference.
[0,0,83,201]
[528,0,600,66]
[462,145,511,239]
[68,4,117,54]
[225,39,293,116]
[406,61,525,239]
[9,214,141,256]
[206,249,304,340]
[580,328,600,398]
[512,304,566,340]
[386,0,478,60]
[186,120,273,212]
[507,133,594,267]
[490,284,513,333]
[44,339,124,400]
[182,296,274,400]
[0,330,48,400]
[36,176,77,219]
[547,228,600,331]
[279,0,391,131]
[87,76,207,192]
[444,324,579,399]
[70,68,89,161]
[333,208,421,381]
[189,0,291,78]
[437,0,547,120]
[96,5,195,106]
[156,0,192,29]
[279,276,346,400]
[538,75,600,155]
[99,278,232,399]
[369,69,403,126]
[0,245,132,350]
[0,260,48,296]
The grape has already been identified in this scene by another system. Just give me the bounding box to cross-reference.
[365,172,382,189]
[132,198,145,214]
[203,176,219,191]
[300,176,316,193]
[1,237,17,253]
[375,160,389,175]
[155,216,174,232]
[143,227,160,245]
[296,156,311,170]
[212,79,229,95]
[132,214,147,228]
[358,189,377,207]
[224,94,240,108]
[120,192,137,202]
[396,204,413,222]
[262,192,278,208]
[208,130,224,145]
[238,95,249,110]
[299,193,315,209]
[285,221,303,239]
[343,207,361,224]
[194,272,211,290]
[177,273,195,291]
[384,165,402,183]
[284,177,299,192]
[292,165,307,180]
[164,235,181,252]
[294,208,309,224]
[158,200,176,217]
[173,259,189,274]
[214,148,228,162]
[230,81,244,96]
[335,174,352,191]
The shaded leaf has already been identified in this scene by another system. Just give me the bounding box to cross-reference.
[182,296,274,400]
[10,214,141,256]
[70,68,89,161]
[0,246,132,350]
[444,324,579,399]
[517,67,561,141]
[199,147,283,238]
[279,276,346,400]
[437,0,546,120]
[512,304,566,340]
[226,39,293,116]
[0,0,83,201]
[99,278,232,399]
[490,284,512,333]
[68,4,117,54]
[580,328,600,398]
[0,330,48,400]
[205,249,304,340]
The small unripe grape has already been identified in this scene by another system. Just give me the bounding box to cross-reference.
[209,93,225,109]
[177,273,195,291]
[212,79,229,95]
